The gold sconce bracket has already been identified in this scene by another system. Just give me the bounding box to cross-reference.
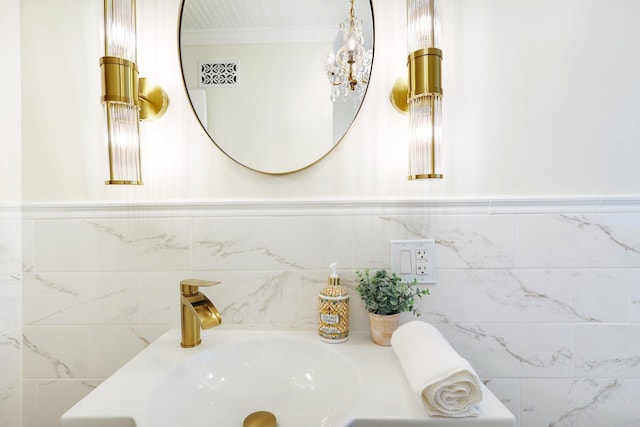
[390,75,409,113]
[409,172,443,180]
[139,77,169,121]
[100,57,169,120]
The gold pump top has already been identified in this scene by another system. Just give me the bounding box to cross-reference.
[320,263,348,297]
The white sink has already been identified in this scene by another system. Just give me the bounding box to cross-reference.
[61,328,515,427]
[146,335,358,426]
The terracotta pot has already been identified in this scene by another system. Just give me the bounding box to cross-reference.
[367,312,400,346]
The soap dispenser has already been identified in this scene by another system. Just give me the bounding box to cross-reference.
[318,262,349,343]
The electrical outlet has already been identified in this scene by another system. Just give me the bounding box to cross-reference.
[416,261,429,275]
[390,239,437,284]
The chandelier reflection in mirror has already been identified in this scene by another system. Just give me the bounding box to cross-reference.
[325,0,373,102]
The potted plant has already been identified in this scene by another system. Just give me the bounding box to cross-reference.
[356,269,429,345]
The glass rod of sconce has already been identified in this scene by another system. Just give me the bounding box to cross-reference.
[391,0,443,180]
[325,0,373,102]
[100,0,169,185]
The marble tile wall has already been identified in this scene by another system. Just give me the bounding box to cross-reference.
[1,212,22,427]
[19,200,640,427]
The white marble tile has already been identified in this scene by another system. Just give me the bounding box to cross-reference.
[192,216,354,271]
[88,326,167,378]
[351,214,516,269]
[198,270,302,327]
[36,379,101,427]
[421,269,465,297]
[16,204,640,427]
[517,213,640,268]
[482,379,519,426]
[410,270,465,324]
[23,273,141,325]
[23,326,88,379]
[0,275,20,333]
[437,323,574,378]
[21,218,35,273]
[630,270,640,323]
[139,271,195,326]
[0,329,20,390]
[0,218,20,276]
[413,296,464,324]
[33,218,191,271]
[0,382,21,427]
[575,325,640,377]
[521,378,640,427]
[462,269,628,322]
[21,380,37,427]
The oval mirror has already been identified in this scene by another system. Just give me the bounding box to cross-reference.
[178,0,374,174]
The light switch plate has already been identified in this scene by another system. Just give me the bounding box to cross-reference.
[390,239,437,284]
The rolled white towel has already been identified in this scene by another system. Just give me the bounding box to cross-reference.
[390,321,483,417]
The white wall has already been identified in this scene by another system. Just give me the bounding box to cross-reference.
[20,0,640,202]
[1,0,22,203]
[0,0,22,425]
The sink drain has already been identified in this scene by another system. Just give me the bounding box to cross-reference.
[243,411,276,427]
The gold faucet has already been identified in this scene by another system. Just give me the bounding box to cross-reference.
[180,279,222,348]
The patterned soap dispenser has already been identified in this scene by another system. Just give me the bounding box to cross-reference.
[318,262,349,343]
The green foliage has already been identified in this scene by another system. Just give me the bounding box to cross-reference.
[355,269,429,316]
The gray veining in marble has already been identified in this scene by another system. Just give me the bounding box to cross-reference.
[560,214,640,255]
[23,335,74,378]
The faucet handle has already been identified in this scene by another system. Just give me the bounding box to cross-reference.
[180,278,221,296]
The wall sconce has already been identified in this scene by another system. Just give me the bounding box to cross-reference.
[325,0,373,102]
[100,0,169,185]
[391,0,443,180]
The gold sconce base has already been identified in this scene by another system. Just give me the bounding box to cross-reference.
[139,77,169,121]
[409,174,443,180]
[106,180,144,185]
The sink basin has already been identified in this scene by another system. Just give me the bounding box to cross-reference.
[61,329,515,427]
[145,336,358,426]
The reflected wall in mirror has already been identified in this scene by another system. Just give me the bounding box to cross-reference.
[179,0,374,174]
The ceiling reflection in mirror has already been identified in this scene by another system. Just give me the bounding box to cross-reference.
[179,0,374,174]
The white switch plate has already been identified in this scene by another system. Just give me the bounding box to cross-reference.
[390,239,437,284]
